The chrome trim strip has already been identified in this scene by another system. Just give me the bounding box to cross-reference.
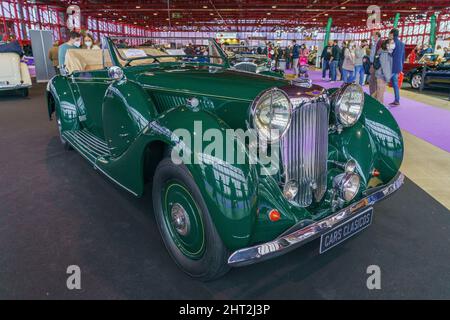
[228,173,405,267]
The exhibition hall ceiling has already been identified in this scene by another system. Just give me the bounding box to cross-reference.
[38,0,450,30]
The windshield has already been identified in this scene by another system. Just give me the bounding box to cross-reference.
[107,37,228,68]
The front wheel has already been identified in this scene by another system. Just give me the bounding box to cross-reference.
[152,158,230,281]
[410,73,422,89]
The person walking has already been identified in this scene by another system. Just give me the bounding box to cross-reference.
[388,28,405,106]
[291,40,300,77]
[374,40,393,105]
[285,44,291,69]
[299,44,310,78]
[354,40,367,86]
[320,40,333,80]
[369,31,382,96]
[330,40,340,83]
[48,42,60,75]
[58,31,82,71]
[342,41,355,83]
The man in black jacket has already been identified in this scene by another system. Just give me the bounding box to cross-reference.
[330,40,341,82]
[321,40,333,80]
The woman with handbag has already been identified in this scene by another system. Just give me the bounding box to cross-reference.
[374,40,393,104]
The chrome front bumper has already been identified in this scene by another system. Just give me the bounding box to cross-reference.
[228,173,405,267]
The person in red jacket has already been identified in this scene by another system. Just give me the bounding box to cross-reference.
[407,49,416,63]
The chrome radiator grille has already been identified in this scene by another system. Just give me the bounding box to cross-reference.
[281,99,330,207]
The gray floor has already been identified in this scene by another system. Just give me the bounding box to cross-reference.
[1,84,450,299]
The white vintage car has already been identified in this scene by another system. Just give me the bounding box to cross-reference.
[0,52,32,97]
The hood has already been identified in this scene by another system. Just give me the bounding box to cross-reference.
[132,66,288,102]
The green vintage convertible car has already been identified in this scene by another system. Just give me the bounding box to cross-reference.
[47,37,404,280]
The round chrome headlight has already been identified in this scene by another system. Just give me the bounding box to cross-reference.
[252,88,292,143]
[334,83,364,127]
[334,172,361,202]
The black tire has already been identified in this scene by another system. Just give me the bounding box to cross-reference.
[55,113,73,150]
[152,158,230,281]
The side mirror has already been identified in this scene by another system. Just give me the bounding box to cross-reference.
[108,66,124,80]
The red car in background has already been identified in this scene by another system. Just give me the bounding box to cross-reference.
[403,44,442,74]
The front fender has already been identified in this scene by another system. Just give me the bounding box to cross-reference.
[47,76,80,131]
[329,91,404,186]
[97,106,259,250]
[154,107,259,250]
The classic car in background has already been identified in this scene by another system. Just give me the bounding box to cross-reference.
[225,45,284,77]
[405,59,450,90]
[0,52,32,97]
[47,37,404,280]
[403,52,443,75]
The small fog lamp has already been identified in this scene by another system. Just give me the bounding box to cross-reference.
[283,180,299,201]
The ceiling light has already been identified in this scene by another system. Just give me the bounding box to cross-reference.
[210,13,214,16]
[324,13,329,16]
[267,12,271,15]
[136,6,140,9]
[203,5,208,9]
[272,5,277,9]
[383,13,387,17]
[341,6,346,9]
[411,7,417,10]
[98,13,102,16]
[362,19,366,21]
[312,18,316,21]
[153,13,158,16]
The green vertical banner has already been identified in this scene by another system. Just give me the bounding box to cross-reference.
[323,17,332,46]
[429,14,437,50]
[393,13,400,28]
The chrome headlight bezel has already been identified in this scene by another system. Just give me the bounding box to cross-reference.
[251,87,292,143]
[333,83,365,127]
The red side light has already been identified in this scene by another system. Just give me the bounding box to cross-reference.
[269,209,281,222]
[372,169,380,177]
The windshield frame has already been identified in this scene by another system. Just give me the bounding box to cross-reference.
[103,36,231,69]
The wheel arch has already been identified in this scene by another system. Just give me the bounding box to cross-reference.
[141,108,259,250]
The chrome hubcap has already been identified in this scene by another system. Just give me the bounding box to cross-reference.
[171,203,190,236]
[412,75,421,88]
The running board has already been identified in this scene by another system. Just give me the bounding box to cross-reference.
[62,129,111,164]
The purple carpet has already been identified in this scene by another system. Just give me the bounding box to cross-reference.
[288,68,450,153]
